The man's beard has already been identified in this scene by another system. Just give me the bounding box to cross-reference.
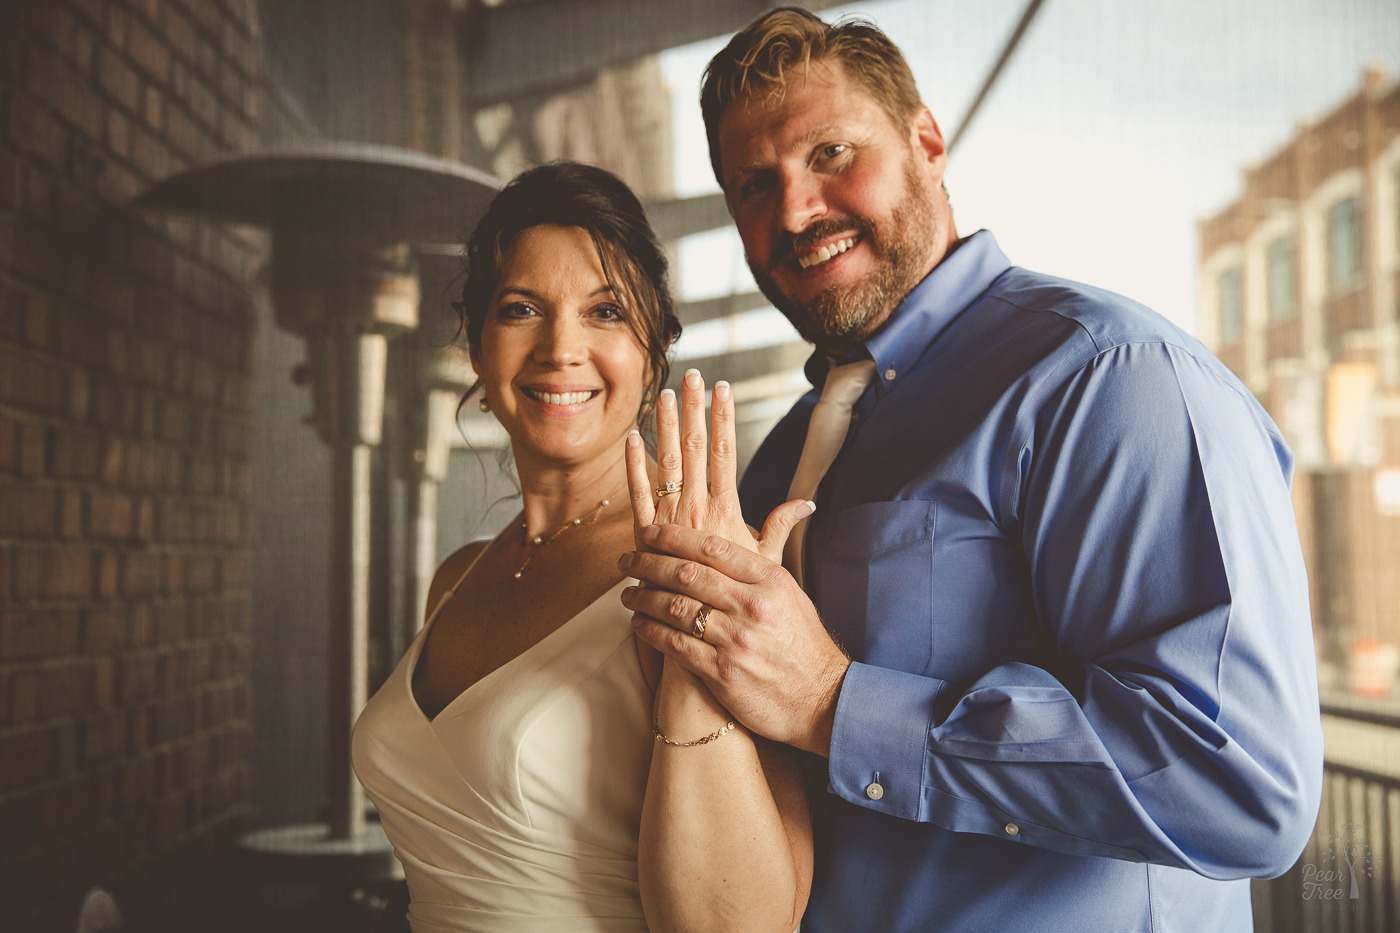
[747,159,938,349]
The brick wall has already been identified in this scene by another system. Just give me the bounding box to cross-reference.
[0,1,261,928]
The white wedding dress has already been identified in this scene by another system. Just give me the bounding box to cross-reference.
[352,544,653,932]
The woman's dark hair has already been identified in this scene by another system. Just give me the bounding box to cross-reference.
[456,161,682,422]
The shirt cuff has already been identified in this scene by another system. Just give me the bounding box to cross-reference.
[828,661,944,820]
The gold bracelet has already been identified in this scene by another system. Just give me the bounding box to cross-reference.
[652,716,737,747]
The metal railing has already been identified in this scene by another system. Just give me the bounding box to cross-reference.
[1251,700,1400,932]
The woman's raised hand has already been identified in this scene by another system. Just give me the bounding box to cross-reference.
[625,369,807,563]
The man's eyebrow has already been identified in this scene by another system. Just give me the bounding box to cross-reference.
[727,126,848,187]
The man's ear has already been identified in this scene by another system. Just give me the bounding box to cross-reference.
[910,106,948,178]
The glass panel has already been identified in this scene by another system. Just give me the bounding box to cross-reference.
[1217,266,1243,342]
[1327,196,1362,290]
[1266,235,1297,321]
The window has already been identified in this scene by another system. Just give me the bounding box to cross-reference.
[1217,266,1242,343]
[1327,196,1362,291]
[1266,235,1297,321]
[1394,164,1400,255]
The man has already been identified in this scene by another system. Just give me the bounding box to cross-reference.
[619,7,1322,930]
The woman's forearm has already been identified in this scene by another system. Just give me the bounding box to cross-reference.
[639,663,810,933]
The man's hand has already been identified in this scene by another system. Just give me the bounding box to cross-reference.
[620,522,851,757]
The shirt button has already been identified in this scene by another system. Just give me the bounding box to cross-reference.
[1004,822,1020,837]
[865,782,885,800]
[883,367,897,381]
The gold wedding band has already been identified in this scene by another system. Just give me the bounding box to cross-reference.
[691,604,710,639]
[656,480,683,498]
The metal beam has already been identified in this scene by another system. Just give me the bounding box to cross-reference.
[677,290,770,326]
[670,339,813,387]
[948,0,1051,152]
[467,0,850,106]
[647,192,731,241]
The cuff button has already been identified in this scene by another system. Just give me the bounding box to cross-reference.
[1004,822,1020,837]
[865,782,884,800]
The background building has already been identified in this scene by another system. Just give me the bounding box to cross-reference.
[1198,65,1400,695]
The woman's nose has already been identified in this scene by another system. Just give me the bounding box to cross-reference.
[536,315,586,365]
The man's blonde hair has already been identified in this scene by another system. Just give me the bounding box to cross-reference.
[700,6,924,187]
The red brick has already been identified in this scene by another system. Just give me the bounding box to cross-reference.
[87,490,134,539]
[71,21,96,74]
[185,71,216,122]
[0,483,58,537]
[182,0,221,35]
[41,778,89,838]
[126,19,171,82]
[96,47,142,111]
[82,609,128,653]
[0,728,55,793]
[7,91,65,165]
[0,150,19,212]
[95,551,119,598]
[17,421,47,477]
[104,3,132,49]
[158,397,189,442]
[0,609,81,660]
[82,712,126,766]
[10,217,68,292]
[121,552,162,596]
[57,486,83,538]
[160,4,198,64]
[10,670,40,723]
[97,160,142,205]
[119,654,157,703]
[13,547,95,600]
[66,367,90,420]
[56,66,104,139]
[0,347,67,414]
[0,412,16,471]
[104,107,132,159]
[49,425,101,480]
[151,602,184,642]
[22,295,51,348]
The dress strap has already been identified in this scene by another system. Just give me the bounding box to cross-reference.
[423,522,511,629]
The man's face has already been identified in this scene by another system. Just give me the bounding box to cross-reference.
[717,61,951,350]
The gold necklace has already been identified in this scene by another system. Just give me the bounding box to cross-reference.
[514,495,615,580]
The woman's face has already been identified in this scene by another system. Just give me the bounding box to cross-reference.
[471,224,651,476]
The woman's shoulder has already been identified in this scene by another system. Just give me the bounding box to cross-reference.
[426,537,496,607]
[439,537,492,571]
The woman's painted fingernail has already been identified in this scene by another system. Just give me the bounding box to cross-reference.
[684,368,701,387]
[626,430,642,448]
[715,381,731,401]
[659,389,676,409]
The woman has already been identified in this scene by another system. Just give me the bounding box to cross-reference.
[351,161,811,932]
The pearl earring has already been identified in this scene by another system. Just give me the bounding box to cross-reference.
[478,395,490,412]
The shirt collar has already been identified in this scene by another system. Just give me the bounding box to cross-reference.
[803,230,1012,396]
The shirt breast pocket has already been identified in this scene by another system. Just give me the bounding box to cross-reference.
[815,499,936,675]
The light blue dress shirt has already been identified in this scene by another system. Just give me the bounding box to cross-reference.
[740,232,1323,932]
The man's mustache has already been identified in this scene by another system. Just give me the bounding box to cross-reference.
[774,217,875,267]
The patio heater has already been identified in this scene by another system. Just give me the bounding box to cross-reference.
[138,144,497,868]
[391,249,477,648]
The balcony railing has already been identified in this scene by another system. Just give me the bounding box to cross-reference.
[1251,697,1400,932]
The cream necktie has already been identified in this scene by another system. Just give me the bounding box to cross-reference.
[783,358,877,586]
